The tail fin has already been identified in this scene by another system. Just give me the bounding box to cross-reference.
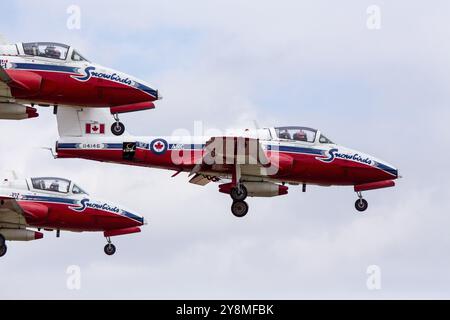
[56,107,127,137]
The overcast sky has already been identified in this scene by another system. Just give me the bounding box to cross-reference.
[0,0,449,299]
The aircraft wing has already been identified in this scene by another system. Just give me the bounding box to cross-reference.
[0,196,27,227]
[203,136,269,166]
[187,136,273,185]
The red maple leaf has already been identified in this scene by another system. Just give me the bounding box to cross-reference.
[154,142,164,150]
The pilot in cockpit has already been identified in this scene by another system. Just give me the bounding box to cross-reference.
[38,180,46,190]
[293,130,307,142]
[44,46,61,59]
[49,180,60,192]
[279,129,291,140]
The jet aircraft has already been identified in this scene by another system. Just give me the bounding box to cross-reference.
[0,39,160,135]
[0,173,145,256]
[53,108,399,217]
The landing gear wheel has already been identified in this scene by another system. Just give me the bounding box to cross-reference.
[231,200,249,218]
[355,199,368,212]
[111,122,125,136]
[104,243,116,256]
[230,185,248,201]
[0,245,7,257]
[0,234,5,247]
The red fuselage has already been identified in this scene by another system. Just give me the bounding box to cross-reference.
[7,66,158,108]
[56,141,398,187]
[17,196,144,232]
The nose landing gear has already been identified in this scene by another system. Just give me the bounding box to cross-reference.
[111,113,125,136]
[104,237,116,256]
[355,192,368,212]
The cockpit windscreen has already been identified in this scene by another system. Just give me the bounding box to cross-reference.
[23,42,69,60]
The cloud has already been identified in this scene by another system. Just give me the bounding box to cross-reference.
[0,0,449,299]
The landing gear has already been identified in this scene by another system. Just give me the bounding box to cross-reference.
[104,237,116,256]
[111,113,125,136]
[231,200,249,218]
[355,192,368,212]
[230,185,247,201]
[0,234,6,257]
[0,245,7,257]
[229,165,250,217]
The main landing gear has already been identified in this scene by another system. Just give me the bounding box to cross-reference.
[111,113,125,136]
[355,192,369,212]
[104,237,117,256]
[229,165,250,217]
[230,184,249,218]
[0,234,7,258]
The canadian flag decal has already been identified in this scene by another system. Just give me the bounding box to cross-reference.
[86,123,105,134]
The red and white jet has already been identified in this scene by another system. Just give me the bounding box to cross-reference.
[0,39,160,135]
[0,173,145,257]
[53,108,400,218]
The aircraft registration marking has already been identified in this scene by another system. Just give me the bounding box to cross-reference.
[77,143,105,150]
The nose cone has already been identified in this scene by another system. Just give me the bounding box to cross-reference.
[122,210,145,226]
[375,161,398,179]
[373,160,399,180]
[133,78,160,101]
[95,64,160,101]
[339,147,399,183]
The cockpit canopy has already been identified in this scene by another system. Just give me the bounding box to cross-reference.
[22,42,89,62]
[30,177,88,195]
[275,126,334,144]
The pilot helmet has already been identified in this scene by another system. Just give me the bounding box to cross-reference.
[293,130,307,141]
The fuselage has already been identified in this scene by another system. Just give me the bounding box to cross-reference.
[56,126,398,187]
[0,42,159,108]
[0,177,144,232]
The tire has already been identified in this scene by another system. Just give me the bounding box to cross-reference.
[104,243,116,256]
[0,245,7,257]
[111,122,125,136]
[231,200,249,218]
[0,234,4,247]
[355,199,368,212]
[230,185,248,201]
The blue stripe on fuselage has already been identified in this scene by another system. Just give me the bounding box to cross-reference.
[57,143,123,150]
[58,142,326,156]
[21,195,78,205]
[57,143,78,149]
[267,145,324,156]
[11,63,78,73]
